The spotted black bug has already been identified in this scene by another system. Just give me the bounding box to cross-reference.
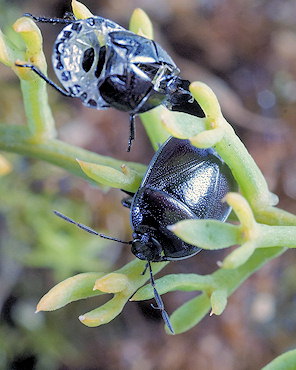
[54,137,237,333]
[15,13,205,151]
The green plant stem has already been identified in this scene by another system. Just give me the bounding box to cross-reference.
[214,118,275,209]
[212,247,284,294]
[80,259,168,327]
[140,107,171,150]
[135,247,284,300]
[259,225,296,248]
[20,79,56,139]
[210,118,296,226]
[172,247,284,334]
[0,124,146,180]
[133,247,284,334]
[174,247,284,334]
[256,206,296,226]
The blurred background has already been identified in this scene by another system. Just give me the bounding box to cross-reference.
[0,0,296,369]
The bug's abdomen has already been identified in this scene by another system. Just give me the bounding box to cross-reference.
[52,17,124,109]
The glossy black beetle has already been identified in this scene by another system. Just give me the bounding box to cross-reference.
[15,13,204,151]
[54,137,237,333]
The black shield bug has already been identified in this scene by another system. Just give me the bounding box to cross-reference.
[54,137,237,333]
[15,13,205,151]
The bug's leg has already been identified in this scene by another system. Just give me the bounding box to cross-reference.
[23,13,75,25]
[120,190,135,209]
[121,190,135,197]
[15,63,72,97]
[121,196,133,209]
[127,114,136,152]
[54,210,132,244]
[141,263,149,275]
[63,12,76,21]
[147,261,174,334]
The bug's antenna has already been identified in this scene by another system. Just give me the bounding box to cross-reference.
[147,261,175,334]
[54,210,132,244]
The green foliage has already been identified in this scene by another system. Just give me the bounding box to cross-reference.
[132,247,283,333]
[0,159,112,280]
[36,272,106,311]
[171,193,296,268]
[262,349,296,370]
[0,4,296,367]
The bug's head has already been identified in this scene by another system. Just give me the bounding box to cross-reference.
[131,226,163,261]
[165,77,205,118]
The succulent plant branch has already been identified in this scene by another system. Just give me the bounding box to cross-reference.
[171,193,295,269]
[0,0,296,340]
[132,247,284,333]
[0,125,146,187]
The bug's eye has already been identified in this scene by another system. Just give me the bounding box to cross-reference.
[82,47,95,72]
[131,240,148,260]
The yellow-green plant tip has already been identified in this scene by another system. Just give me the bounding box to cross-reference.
[78,296,125,327]
[169,293,211,334]
[13,17,43,56]
[0,30,14,66]
[129,8,153,39]
[13,17,47,80]
[225,192,256,230]
[79,314,105,327]
[77,159,141,192]
[94,273,129,293]
[36,272,103,312]
[190,82,221,119]
[190,127,225,148]
[222,242,256,269]
[161,110,206,139]
[0,155,12,175]
[210,289,227,315]
[72,0,93,19]
[170,219,240,250]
